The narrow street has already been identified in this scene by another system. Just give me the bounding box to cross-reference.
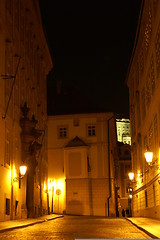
[0,216,151,239]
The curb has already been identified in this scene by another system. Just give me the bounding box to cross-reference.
[0,215,64,233]
[126,218,158,239]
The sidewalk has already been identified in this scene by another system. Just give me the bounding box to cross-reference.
[0,214,63,233]
[127,217,160,239]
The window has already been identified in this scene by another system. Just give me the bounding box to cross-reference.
[19,173,22,189]
[149,123,153,150]
[145,190,148,208]
[87,125,96,137]
[6,198,10,215]
[155,23,160,77]
[150,55,155,95]
[15,200,18,216]
[58,126,68,138]
[141,88,146,119]
[153,184,156,207]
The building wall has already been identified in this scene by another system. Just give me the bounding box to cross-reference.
[126,0,160,218]
[48,112,118,216]
[0,0,52,221]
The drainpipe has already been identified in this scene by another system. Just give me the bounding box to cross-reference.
[107,114,115,217]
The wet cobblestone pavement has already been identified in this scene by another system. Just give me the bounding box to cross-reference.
[0,216,151,239]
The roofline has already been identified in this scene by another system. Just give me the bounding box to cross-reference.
[47,111,116,120]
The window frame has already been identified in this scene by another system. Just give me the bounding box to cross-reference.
[87,124,96,137]
[57,125,68,139]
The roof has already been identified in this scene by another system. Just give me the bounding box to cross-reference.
[65,136,88,147]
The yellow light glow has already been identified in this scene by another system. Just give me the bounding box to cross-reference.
[48,180,52,191]
[20,165,27,176]
[44,182,46,190]
[128,172,134,181]
[13,165,16,179]
[48,179,56,192]
[158,149,160,173]
[57,179,64,190]
[48,178,66,213]
[129,194,132,199]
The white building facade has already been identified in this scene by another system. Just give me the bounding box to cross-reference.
[47,112,119,217]
[116,118,131,145]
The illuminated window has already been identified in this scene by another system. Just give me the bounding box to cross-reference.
[58,126,68,138]
[87,125,96,137]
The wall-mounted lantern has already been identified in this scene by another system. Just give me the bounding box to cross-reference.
[128,172,134,181]
[13,165,27,182]
[144,147,153,165]
[20,165,27,176]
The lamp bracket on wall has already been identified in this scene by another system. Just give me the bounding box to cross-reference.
[13,175,24,183]
[2,56,21,119]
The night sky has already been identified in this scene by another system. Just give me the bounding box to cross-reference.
[39,1,142,115]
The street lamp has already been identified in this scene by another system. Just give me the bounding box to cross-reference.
[13,165,27,182]
[144,148,153,165]
[20,165,27,176]
[128,172,134,181]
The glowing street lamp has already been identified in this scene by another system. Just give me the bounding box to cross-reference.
[144,149,153,165]
[20,165,27,176]
[128,172,134,181]
[13,165,27,182]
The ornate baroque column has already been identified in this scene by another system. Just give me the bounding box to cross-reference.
[20,102,42,218]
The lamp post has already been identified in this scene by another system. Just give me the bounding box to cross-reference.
[128,172,135,217]
[107,114,116,217]
[11,164,27,219]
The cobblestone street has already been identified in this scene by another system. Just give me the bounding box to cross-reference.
[0,216,151,239]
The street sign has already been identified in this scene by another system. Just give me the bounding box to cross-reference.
[56,189,61,195]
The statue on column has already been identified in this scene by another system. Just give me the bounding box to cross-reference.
[20,102,42,218]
